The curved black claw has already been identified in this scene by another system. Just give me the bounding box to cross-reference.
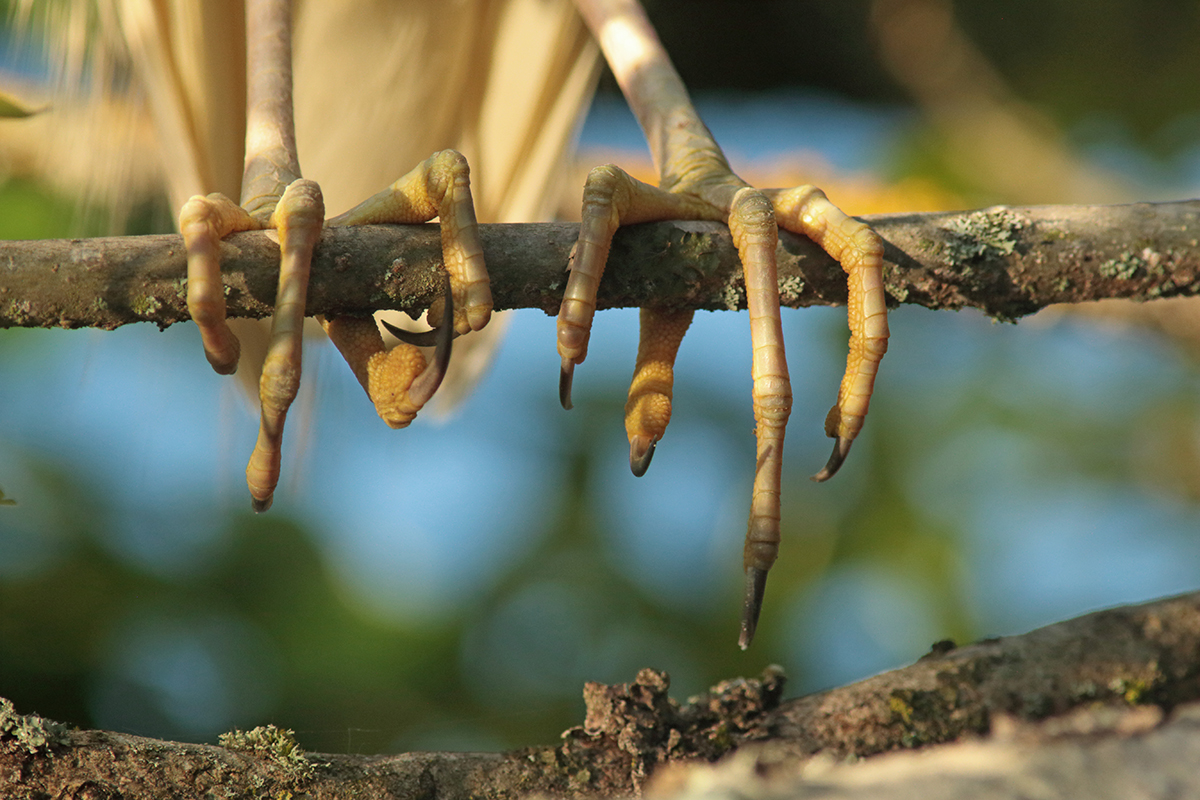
[811,436,853,483]
[629,436,657,477]
[380,298,466,348]
[380,324,443,348]
[739,566,768,650]
[252,496,272,514]
[406,276,455,407]
[559,361,575,410]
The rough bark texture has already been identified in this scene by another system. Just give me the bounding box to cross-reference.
[3,200,1200,330]
[2,590,1199,799]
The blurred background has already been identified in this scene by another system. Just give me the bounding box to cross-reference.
[2,0,1200,755]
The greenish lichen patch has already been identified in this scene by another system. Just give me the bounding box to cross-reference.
[1099,251,1147,281]
[131,293,162,317]
[1109,676,1152,705]
[886,682,989,749]
[941,207,1027,269]
[0,697,68,754]
[219,724,317,778]
[5,298,34,325]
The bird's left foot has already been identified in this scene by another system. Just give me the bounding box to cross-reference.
[558,164,887,648]
[567,0,890,647]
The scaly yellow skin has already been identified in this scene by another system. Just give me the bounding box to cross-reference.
[319,317,431,430]
[179,0,487,512]
[325,150,490,337]
[768,186,889,480]
[567,0,889,647]
[624,307,693,475]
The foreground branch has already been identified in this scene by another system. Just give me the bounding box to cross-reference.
[2,200,1199,330]
[3,590,1200,798]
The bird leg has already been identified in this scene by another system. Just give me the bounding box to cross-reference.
[180,0,481,510]
[567,0,888,647]
[178,0,323,512]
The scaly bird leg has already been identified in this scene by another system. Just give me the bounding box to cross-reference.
[179,1,483,509]
[178,0,323,512]
[567,0,888,647]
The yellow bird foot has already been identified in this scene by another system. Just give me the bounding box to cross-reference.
[558,166,888,648]
[321,149,490,428]
[568,0,890,647]
[182,150,484,508]
[320,276,455,430]
[180,0,487,513]
[179,178,325,513]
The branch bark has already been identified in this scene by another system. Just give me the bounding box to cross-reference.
[3,590,1199,799]
[3,200,1200,330]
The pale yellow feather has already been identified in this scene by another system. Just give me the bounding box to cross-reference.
[18,0,601,411]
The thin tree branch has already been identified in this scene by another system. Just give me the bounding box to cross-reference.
[2,591,1199,798]
[2,200,1199,331]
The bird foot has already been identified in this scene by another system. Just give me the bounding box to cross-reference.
[555,164,886,649]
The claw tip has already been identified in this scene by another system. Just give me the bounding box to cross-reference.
[251,495,272,514]
[812,436,853,482]
[739,567,768,649]
[559,362,575,410]
[629,437,656,477]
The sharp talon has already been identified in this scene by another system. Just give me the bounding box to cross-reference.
[739,567,768,649]
[252,495,272,514]
[380,320,446,348]
[629,436,656,477]
[812,436,853,483]
[408,275,455,406]
[559,361,575,410]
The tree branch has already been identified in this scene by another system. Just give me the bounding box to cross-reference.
[3,200,1199,331]
[3,590,1199,798]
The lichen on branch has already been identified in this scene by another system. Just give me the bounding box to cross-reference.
[2,200,1200,331]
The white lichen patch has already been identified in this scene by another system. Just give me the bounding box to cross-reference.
[722,275,746,311]
[777,274,806,305]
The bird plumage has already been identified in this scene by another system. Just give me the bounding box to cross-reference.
[18,0,600,402]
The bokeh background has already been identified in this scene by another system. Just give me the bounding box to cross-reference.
[2,0,1200,754]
